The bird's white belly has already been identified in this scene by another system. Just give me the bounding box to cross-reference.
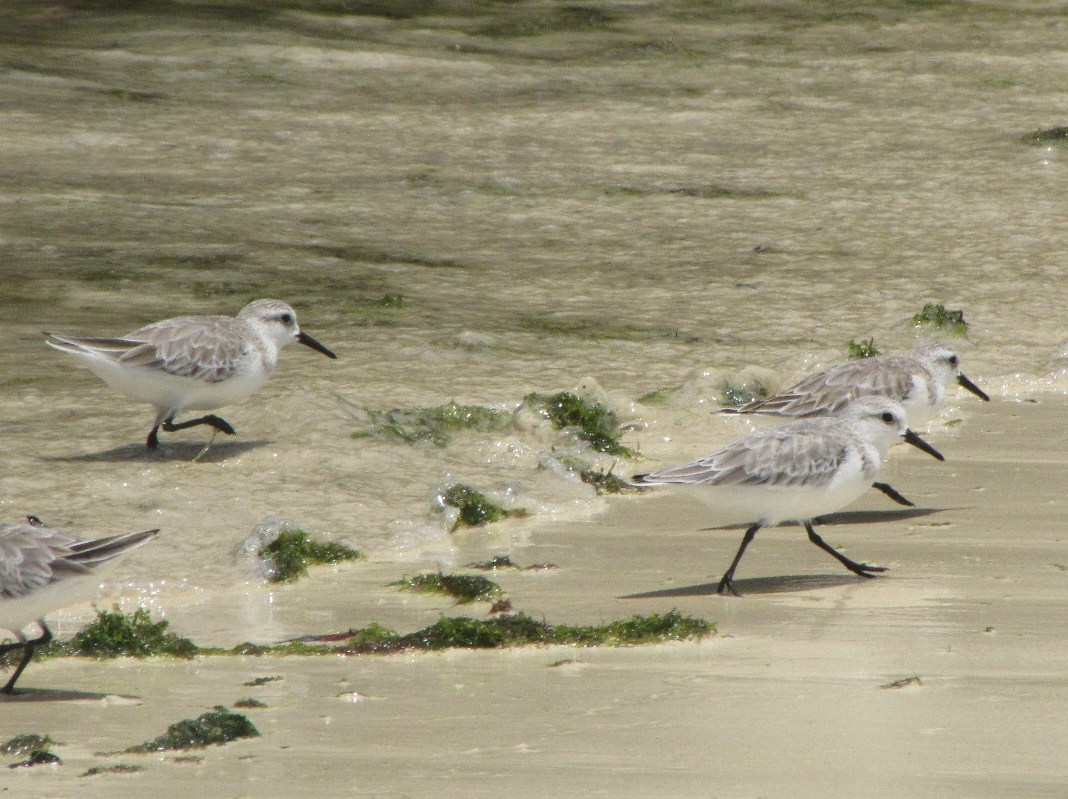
[900,377,943,427]
[84,358,269,414]
[0,573,96,635]
[681,458,873,526]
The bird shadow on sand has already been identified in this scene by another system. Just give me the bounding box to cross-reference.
[0,686,141,703]
[40,439,270,463]
[699,506,961,532]
[625,507,964,599]
[623,573,879,599]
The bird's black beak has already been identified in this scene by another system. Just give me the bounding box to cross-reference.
[957,372,990,402]
[297,331,338,359]
[903,429,945,461]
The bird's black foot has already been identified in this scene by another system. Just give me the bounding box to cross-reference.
[804,521,888,580]
[1,625,49,694]
[203,415,236,436]
[845,562,890,578]
[162,414,236,436]
[872,482,915,507]
[716,575,743,597]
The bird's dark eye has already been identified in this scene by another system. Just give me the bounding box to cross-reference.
[948,355,959,366]
[881,411,895,423]
[280,313,294,324]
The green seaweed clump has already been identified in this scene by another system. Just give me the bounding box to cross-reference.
[52,607,197,660]
[81,764,144,777]
[2,734,61,768]
[404,614,552,649]
[524,391,635,456]
[122,706,259,753]
[352,401,511,447]
[242,675,282,687]
[2,733,58,757]
[911,303,968,336]
[343,621,401,649]
[554,612,715,646]
[847,337,881,359]
[401,610,713,651]
[441,484,526,530]
[392,572,504,605]
[717,378,769,406]
[1021,126,1068,144]
[579,464,642,495]
[300,610,715,654]
[259,530,362,583]
[233,697,268,709]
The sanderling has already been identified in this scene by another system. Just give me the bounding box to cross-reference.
[720,341,990,426]
[45,299,338,448]
[633,396,944,596]
[0,516,158,693]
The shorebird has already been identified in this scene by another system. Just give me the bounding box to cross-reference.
[45,299,337,448]
[634,396,944,596]
[720,341,989,425]
[719,341,987,507]
[0,516,158,693]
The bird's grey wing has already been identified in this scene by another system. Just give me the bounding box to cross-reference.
[0,524,84,599]
[118,316,250,383]
[719,390,852,417]
[722,357,913,416]
[44,333,144,357]
[801,356,915,401]
[66,529,158,569]
[640,428,846,488]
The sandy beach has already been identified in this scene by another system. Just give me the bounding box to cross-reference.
[2,1,1068,795]
[5,396,1068,797]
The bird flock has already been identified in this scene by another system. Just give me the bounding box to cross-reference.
[635,341,989,595]
[1,301,989,692]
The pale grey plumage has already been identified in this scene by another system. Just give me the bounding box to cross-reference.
[1,518,158,693]
[641,419,866,489]
[44,299,338,448]
[721,341,989,425]
[634,397,945,596]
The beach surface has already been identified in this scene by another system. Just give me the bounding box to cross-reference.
[2,1,1067,795]
[5,396,1068,797]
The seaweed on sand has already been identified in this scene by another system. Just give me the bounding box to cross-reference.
[259,530,362,583]
[523,391,636,456]
[120,706,259,754]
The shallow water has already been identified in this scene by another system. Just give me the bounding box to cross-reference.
[1,1,1067,644]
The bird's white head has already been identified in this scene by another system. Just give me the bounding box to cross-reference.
[238,299,337,359]
[910,340,962,388]
[909,340,988,402]
[844,395,944,462]
[844,395,909,445]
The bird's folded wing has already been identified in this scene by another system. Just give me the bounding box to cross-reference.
[641,429,847,488]
[118,317,249,383]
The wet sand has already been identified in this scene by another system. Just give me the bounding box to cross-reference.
[3,1,1068,795]
[6,396,1068,797]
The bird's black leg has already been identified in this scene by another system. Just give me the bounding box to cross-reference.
[803,521,887,578]
[161,414,237,437]
[872,482,915,507]
[1,622,52,695]
[147,425,161,449]
[716,522,762,597]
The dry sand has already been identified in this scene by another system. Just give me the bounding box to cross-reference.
[5,396,1067,798]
